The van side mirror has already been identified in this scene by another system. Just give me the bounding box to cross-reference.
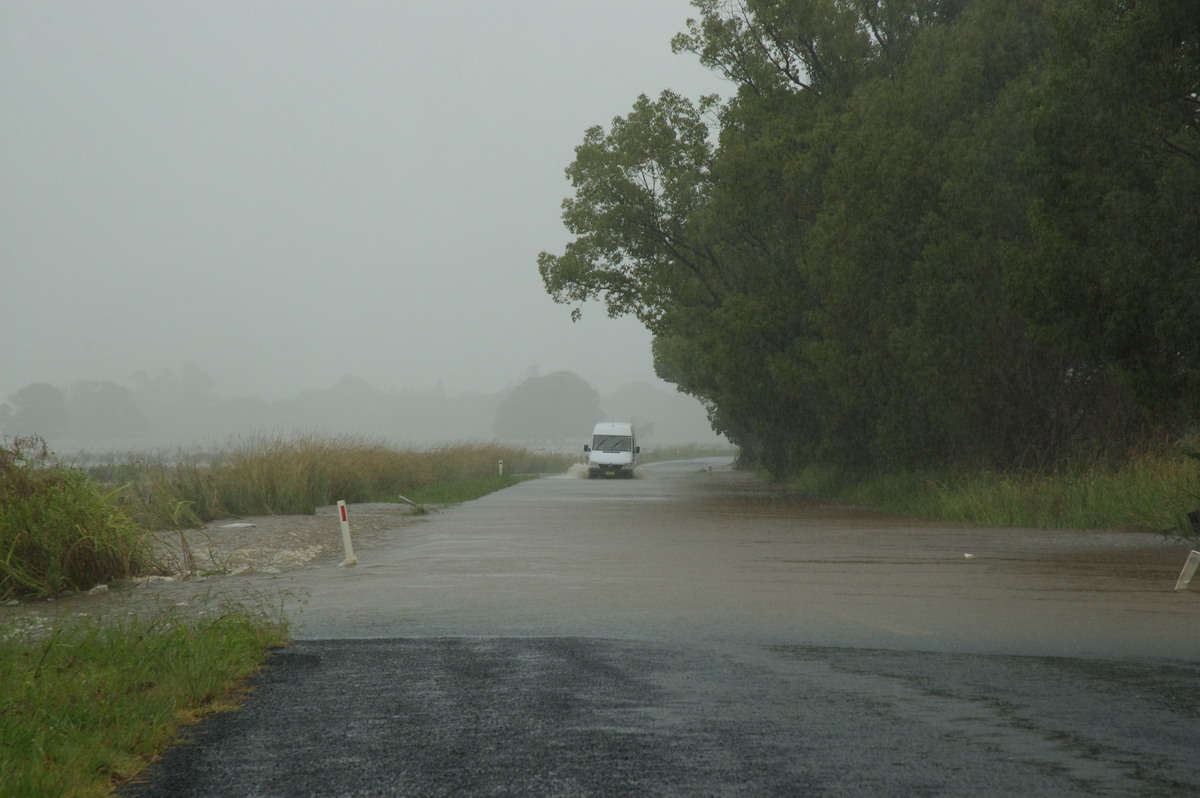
[583,445,590,452]
[635,446,640,454]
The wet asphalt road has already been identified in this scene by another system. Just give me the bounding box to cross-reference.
[123,460,1200,796]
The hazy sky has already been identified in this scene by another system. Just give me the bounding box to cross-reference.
[2,1,725,402]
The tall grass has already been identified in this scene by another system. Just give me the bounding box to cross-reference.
[89,434,577,530]
[1,437,151,601]
[2,434,573,598]
[793,452,1200,535]
[0,605,287,797]
[2,433,578,794]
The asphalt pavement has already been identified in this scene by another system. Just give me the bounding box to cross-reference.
[123,637,1200,796]
[120,460,1200,796]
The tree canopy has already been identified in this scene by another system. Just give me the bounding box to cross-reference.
[540,0,1199,474]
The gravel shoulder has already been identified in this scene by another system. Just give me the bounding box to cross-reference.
[1,503,427,631]
[148,502,423,577]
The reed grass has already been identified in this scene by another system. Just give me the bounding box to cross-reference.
[0,433,573,795]
[3,433,574,598]
[88,434,577,530]
[0,604,287,797]
[793,452,1200,535]
[1,437,151,601]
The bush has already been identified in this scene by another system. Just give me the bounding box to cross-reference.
[0,436,150,600]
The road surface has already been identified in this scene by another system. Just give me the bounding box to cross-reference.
[123,459,1200,796]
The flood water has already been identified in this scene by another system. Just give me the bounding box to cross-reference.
[268,459,1199,659]
[109,459,1200,797]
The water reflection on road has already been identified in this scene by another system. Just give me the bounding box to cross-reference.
[283,458,1197,659]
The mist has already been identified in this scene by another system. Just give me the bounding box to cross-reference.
[1,1,727,441]
[0,366,724,450]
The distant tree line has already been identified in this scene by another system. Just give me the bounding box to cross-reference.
[1,367,716,448]
[539,0,1199,474]
[1,381,147,443]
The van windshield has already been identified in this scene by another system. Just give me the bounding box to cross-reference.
[592,434,632,452]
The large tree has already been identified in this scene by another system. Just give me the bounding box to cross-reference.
[1010,0,1200,426]
[538,90,721,333]
[66,381,148,442]
[541,0,1197,474]
[493,371,603,443]
[4,383,69,439]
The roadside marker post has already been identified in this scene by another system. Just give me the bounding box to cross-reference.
[1175,550,1199,591]
[499,459,504,476]
[337,500,357,567]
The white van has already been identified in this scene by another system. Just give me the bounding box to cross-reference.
[584,422,639,478]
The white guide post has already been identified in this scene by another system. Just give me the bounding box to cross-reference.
[1175,550,1199,591]
[337,500,357,567]
[499,459,504,476]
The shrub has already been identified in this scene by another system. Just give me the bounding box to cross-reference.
[0,436,150,600]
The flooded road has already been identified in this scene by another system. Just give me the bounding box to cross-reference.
[281,458,1196,658]
[121,460,1200,796]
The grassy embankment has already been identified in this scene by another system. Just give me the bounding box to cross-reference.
[1,433,574,797]
[576,436,1196,536]
[791,450,1200,536]
[1,607,287,797]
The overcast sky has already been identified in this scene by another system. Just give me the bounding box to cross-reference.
[1,1,726,402]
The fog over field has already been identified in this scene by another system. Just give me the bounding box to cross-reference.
[2,1,728,445]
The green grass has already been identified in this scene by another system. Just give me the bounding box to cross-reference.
[5,434,574,599]
[400,474,540,505]
[0,433,577,795]
[1,437,151,601]
[792,452,1200,536]
[0,604,288,798]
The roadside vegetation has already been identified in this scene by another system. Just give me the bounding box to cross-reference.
[539,0,1199,524]
[791,449,1200,537]
[0,605,287,798]
[0,432,573,795]
[0,436,151,601]
[81,433,576,531]
[3,433,573,602]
